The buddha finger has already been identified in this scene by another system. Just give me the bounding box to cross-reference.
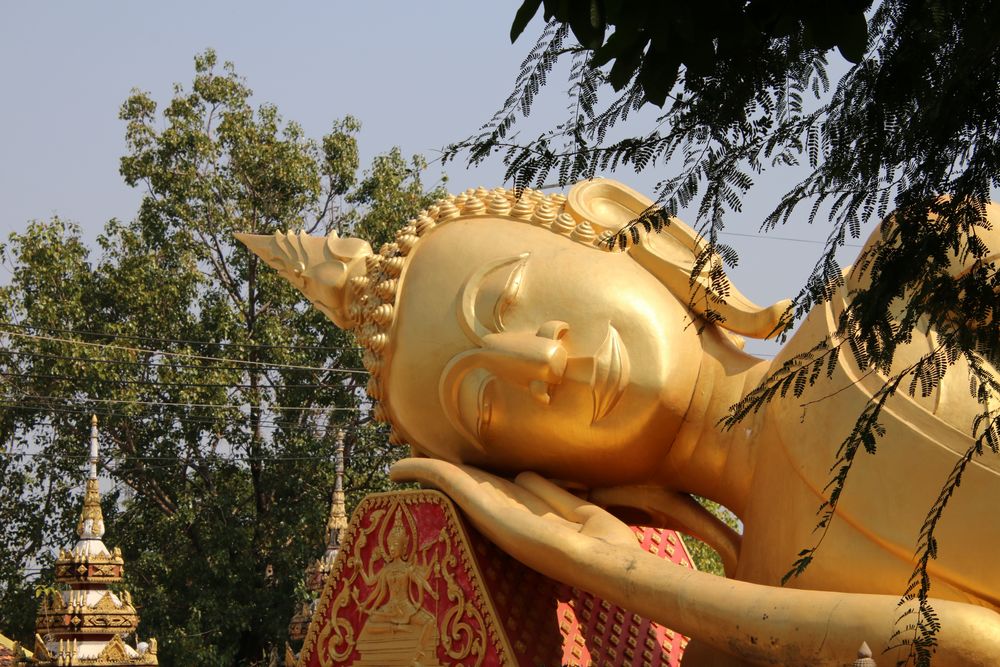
[391,458,575,525]
[514,471,603,522]
[516,471,638,546]
[391,458,512,502]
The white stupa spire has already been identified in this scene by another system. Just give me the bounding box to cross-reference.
[32,415,158,665]
[76,415,105,542]
[88,414,100,479]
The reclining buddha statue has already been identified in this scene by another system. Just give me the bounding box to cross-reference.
[238,179,1000,665]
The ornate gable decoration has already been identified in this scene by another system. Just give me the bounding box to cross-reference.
[95,636,130,662]
[298,490,512,667]
[294,490,693,667]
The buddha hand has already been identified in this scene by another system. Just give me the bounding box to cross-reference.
[390,458,642,587]
[390,458,1000,666]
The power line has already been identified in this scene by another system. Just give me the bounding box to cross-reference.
[0,348,343,373]
[720,230,863,248]
[0,330,365,374]
[0,370,336,390]
[0,393,357,412]
[4,450,366,462]
[0,401,369,433]
[0,320,362,352]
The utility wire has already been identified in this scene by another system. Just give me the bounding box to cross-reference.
[0,393,357,412]
[5,450,370,462]
[0,370,335,390]
[0,329,365,374]
[0,348,353,373]
[0,402,369,432]
[0,320,362,352]
[720,230,863,248]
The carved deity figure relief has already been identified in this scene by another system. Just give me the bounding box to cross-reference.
[352,508,443,667]
[240,180,1000,666]
[309,495,487,667]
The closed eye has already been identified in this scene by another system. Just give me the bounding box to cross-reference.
[454,368,495,445]
[491,256,527,331]
[457,253,530,346]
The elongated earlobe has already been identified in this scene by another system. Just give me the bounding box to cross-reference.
[566,178,791,339]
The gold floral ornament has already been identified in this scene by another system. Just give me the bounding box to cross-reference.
[237,181,788,454]
[76,478,105,540]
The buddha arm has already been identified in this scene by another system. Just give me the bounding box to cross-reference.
[589,484,741,576]
[392,458,1000,667]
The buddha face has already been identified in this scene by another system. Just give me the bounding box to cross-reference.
[384,218,704,486]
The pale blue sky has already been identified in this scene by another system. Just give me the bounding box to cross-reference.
[0,2,540,236]
[0,1,865,357]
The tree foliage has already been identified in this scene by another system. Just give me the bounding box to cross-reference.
[446,2,1000,663]
[680,497,740,577]
[0,50,442,666]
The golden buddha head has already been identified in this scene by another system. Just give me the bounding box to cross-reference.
[238,180,788,486]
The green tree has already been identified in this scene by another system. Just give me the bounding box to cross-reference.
[0,49,442,665]
[446,2,1000,663]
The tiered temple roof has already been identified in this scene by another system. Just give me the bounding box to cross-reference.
[22,417,157,666]
[1,634,30,667]
[285,430,348,665]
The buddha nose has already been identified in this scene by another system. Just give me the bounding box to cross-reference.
[480,320,569,403]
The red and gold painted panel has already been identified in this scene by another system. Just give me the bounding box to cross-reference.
[466,525,692,667]
[299,490,694,667]
[300,491,512,667]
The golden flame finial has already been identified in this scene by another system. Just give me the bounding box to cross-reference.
[326,429,348,547]
[77,415,105,539]
[234,230,373,329]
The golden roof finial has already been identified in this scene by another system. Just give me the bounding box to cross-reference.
[234,230,373,329]
[326,429,348,546]
[852,641,877,666]
[77,415,104,540]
